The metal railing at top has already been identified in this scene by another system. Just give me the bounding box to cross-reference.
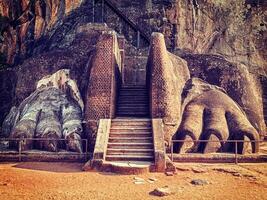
[0,138,89,162]
[170,139,266,164]
[93,0,150,47]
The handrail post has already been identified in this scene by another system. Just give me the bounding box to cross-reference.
[18,139,22,162]
[171,141,173,162]
[235,141,238,164]
[85,139,88,160]
[101,0,104,23]
[137,31,140,48]
[92,0,95,22]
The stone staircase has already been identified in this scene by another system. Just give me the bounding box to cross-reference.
[89,81,165,173]
[105,118,154,162]
[116,85,149,117]
[105,85,154,162]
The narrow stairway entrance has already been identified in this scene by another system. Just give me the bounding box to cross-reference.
[105,85,154,163]
[117,85,149,117]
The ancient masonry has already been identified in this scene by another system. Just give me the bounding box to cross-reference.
[0,0,266,173]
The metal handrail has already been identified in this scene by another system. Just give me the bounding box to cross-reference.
[0,138,89,162]
[170,139,266,164]
[94,0,150,46]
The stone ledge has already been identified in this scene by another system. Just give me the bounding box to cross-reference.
[168,153,267,163]
[84,159,152,174]
[152,118,166,172]
[0,151,91,162]
[93,119,111,160]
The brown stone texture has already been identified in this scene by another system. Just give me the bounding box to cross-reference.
[0,69,17,128]
[0,24,118,152]
[168,0,267,76]
[84,30,123,150]
[176,78,259,153]
[0,0,90,65]
[180,53,266,137]
[85,32,121,120]
[147,32,190,144]
[147,33,262,154]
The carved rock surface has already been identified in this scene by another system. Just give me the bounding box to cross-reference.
[148,33,261,154]
[175,78,259,153]
[0,0,85,65]
[3,70,84,152]
[180,53,266,137]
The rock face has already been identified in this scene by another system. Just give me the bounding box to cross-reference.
[0,23,113,152]
[3,69,83,152]
[0,23,123,153]
[147,33,261,154]
[0,0,91,65]
[167,0,267,76]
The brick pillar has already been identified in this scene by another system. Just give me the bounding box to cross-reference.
[146,32,190,143]
[84,31,122,151]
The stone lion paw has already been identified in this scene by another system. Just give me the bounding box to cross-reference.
[5,70,84,153]
[174,78,260,154]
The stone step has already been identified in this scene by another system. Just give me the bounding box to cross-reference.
[116,110,149,113]
[117,103,148,106]
[110,127,152,133]
[119,92,148,96]
[116,112,149,116]
[118,100,148,104]
[105,154,154,162]
[119,91,148,94]
[118,98,149,105]
[118,103,149,106]
[111,120,151,126]
[120,90,148,94]
[109,132,152,137]
[117,106,149,109]
[107,143,154,149]
[121,86,147,89]
[112,118,151,121]
[109,137,153,143]
[111,124,151,128]
[106,151,154,157]
[118,97,148,101]
[107,148,154,154]
[117,103,149,107]
[117,109,149,113]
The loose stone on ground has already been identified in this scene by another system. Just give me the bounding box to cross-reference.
[150,186,173,197]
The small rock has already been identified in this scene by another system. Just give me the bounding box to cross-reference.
[150,187,173,197]
[165,157,177,173]
[192,167,208,173]
[176,166,191,171]
[133,177,145,184]
[0,182,8,186]
[213,168,238,174]
[190,179,209,186]
[147,180,155,184]
[134,181,145,185]
[148,177,158,182]
[134,177,145,182]
[165,171,174,176]
[232,172,242,177]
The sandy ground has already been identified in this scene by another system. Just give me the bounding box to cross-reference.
[0,162,266,200]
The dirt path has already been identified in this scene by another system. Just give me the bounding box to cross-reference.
[0,162,266,200]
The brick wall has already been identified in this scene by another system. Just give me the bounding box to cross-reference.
[84,31,123,150]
